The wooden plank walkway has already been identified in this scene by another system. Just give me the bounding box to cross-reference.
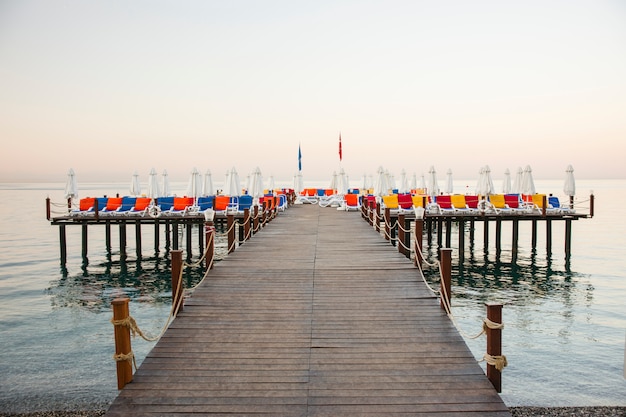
[105,204,511,416]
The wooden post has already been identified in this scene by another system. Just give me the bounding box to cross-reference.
[46,197,51,220]
[227,214,235,253]
[81,223,88,259]
[495,219,502,254]
[546,219,552,256]
[375,203,381,233]
[59,224,67,265]
[135,221,142,258]
[486,302,504,393]
[542,194,547,217]
[94,199,99,221]
[238,219,245,245]
[186,223,193,259]
[165,221,171,251]
[111,298,133,389]
[105,220,111,252]
[253,205,259,234]
[384,208,391,241]
[205,222,215,270]
[171,250,183,314]
[414,218,424,267]
[154,220,160,253]
[398,214,405,256]
[589,193,594,218]
[483,219,489,252]
[458,219,465,263]
[436,218,443,248]
[244,208,251,241]
[119,221,127,257]
[439,248,452,311]
[445,218,452,248]
[172,222,179,250]
[198,223,204,255]
[531,219,537,250]
[565,219,572,258]
[512,220,519,262]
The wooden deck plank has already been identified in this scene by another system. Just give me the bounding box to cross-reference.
[105,204,510,416]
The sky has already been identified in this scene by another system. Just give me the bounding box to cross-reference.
[1,0,625,187]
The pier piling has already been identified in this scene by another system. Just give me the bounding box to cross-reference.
[111,298,132,390]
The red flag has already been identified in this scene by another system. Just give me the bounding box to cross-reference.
[339,133,342,162]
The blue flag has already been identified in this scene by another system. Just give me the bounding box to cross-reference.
[298,144,302,171]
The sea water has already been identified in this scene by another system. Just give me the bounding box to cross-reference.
[0,180,624,412]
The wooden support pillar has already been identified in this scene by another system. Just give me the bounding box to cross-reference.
[589,193,594,218]
[495,219,502,254]
[375,203,381,233]
[427,218,433,245]
[59,224,67,265]
[531,220,537,250]
[390,215,397,247]
[414,218,424,267]
[119,221,127,256]
[486,303,504,393]
[512,220,519,262]
[135,221,142,258]
[172,222,179,250]
[186,223,193,259]
[565,218,572,258]
[154,220,160,253]
[546,219,552,255]
[458,219,465,263]
[384,208,391,241]
[469,220,475,244]
[111,298,133,390]
[445,218,452,248]
[253,205,259,234]
[198,223,204,255]
[165,222,171,251]
[483,219,489,252]
[170,250,183,314]
[398,214,405,256]
[403,217,411,259]
[439,248,452,311]
[81,223,88,258]
[227,214,235,253]
[436,218,443,248]
[244,208,251,241]
[46,197,51,220]
[238,219,245,245]
[205,222,215,270]
[105,221,111,252]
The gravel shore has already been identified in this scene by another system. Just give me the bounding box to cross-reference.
[1,407,625,416]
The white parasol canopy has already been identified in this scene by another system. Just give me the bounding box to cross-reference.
[410,173,417,191]
[329,171,338,192]
[445,169,454,194]
[476,165,495,196]
[202,169,214,196]
[293,172,303,194]
[130,171,142,196]
[337,168,349,195]
[146,168,160,199]
[373,166,389,197]
[399,169,408,194]
[268,176,275,193]
[563,164,575,197]
[427,166,439,197]
[521,165,536,195]
[161,169,171,197]
[512,167,523,194]
[64,168,78,199]
[249,167,264,199]
[502,168,512,194]
[420,173,426,190]
[224,166,241,196]
[186,167,202,200]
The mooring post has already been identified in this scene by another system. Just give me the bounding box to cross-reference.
[227,214,235,253]
[589,193,594,218]
[205,221,215,270]
[486,302,504,393]
[439,248,452,311]
[375,203,381,233]
[253,205,259,234]
[384,208,391,241]
[244,208,251,241]
[414,218,424,267]
[46,197,51,220]
[170,250,183,314]
[111,298,133,390]
[59,224,67,265]
[398,214,405,256]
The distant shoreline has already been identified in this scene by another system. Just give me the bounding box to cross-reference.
[2,406,626,417]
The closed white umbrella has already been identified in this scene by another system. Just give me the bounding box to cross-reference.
[161,169,171,197]
[445,169,454,194]
[512,167,523,194]
[202,169,214,196]
[224,167,241,196]
[337,168,348,195]
[293,172,303,194]
[146,168,160,199]
[186,167,202,203]
[64,168,78,200]
[563,164,575,197]
[373,166,389,198]
[329,171,338,192]
[502,168,512,194]
[249,167,264,199]
[130,171,142,196]
[427,166,439,197]
[476,166,494,196]
[521,165,536,195]
[268,176,275,193]
[420,174,426,191]
[399,169,408,194]
[410,173,417,191]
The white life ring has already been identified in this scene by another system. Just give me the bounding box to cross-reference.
[149,205,161,218]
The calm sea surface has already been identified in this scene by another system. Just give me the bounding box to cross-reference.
[0,179,624,412]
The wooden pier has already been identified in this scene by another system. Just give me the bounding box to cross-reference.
[105,204,511,416]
